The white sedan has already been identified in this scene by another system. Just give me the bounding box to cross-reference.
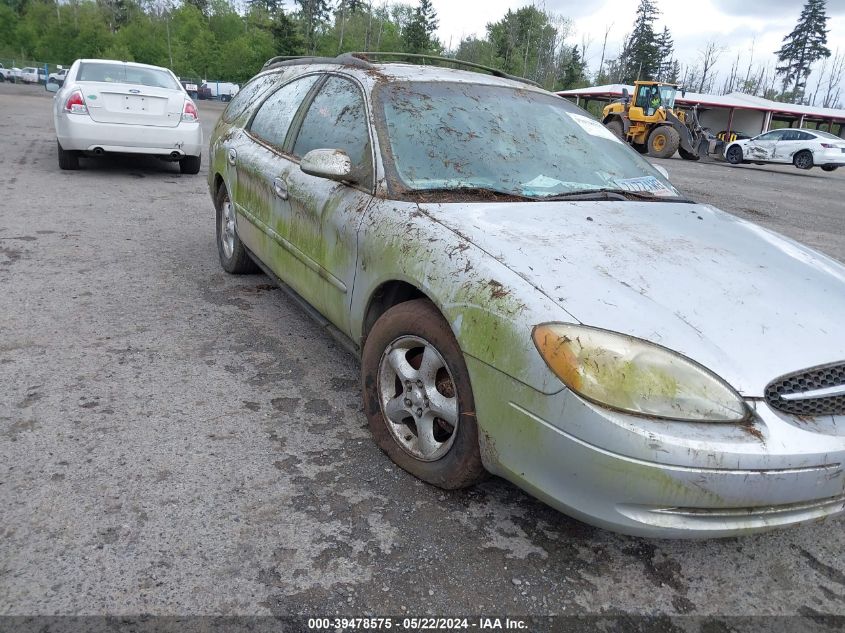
[50,59,203,174]
[725,128,845,172]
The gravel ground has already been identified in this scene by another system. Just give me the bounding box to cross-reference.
[2,82,845,625]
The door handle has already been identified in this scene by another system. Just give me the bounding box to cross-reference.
[273,177,289,200]
[227,148,237,166]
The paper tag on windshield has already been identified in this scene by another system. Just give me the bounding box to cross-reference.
[567,112,625,144]
[613,176,676,197]
[523,174,564,189]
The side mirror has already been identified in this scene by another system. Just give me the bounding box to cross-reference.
[654,165,670,180]
[46,81,59,93]
[300,148,354,182]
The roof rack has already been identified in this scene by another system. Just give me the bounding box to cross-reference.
[261,52,540,88]
[262,54,371,71]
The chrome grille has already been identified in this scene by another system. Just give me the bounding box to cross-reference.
[765,361,845,417]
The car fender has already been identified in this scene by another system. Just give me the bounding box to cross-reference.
[352,199,573,396]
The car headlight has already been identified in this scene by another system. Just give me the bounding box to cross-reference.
[532,323,748,422]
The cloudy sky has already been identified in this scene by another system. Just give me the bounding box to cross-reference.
[430,0,845,87]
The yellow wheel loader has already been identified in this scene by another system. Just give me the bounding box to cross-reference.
[602,81,708,160]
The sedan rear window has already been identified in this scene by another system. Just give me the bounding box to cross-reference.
[376,81,680,198]
[77,63,180,90]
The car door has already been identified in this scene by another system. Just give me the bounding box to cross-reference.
[745,130,785,161]
[773,129,801,162]
[277,74,375,336]
[229,74,321,259]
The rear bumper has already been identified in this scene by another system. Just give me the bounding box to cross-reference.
[815,149,845,166]
[55,112,202,157]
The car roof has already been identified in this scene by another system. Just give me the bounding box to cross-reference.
[262,60,547,96]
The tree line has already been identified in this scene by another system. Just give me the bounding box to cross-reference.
[0,0,841,107]
[601,0,842,108]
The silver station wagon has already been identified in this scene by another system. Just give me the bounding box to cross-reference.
[207,53,845,538]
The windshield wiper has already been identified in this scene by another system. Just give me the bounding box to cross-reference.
[536,188,694,203]
[405,186,535,202]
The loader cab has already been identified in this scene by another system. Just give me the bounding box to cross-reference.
[633,82,679,117]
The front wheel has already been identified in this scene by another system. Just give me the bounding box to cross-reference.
[821,165,838,172]
[180,155,201,174]
[647,126,680,158]
[605,118,625,141]
[362,299,487,489]
[793,150,814,170]
[725,145,743,165]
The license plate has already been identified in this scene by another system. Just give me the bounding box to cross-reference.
[122,95,150,112]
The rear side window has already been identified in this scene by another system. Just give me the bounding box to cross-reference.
[77,63,179,89]
[249,75,320,150]
[222,73,280,124]
[292,76,371,181]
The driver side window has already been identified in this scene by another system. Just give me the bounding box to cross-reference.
[292,76,373,187]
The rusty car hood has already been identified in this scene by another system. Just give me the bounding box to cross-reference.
[423,200,845,397]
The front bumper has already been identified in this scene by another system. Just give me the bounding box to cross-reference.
[466,356,845,538]
[55,112,203,157]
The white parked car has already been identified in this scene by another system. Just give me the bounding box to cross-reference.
[0,63,13,82]
[47,68,68,87]
[19,67,45,83]
[725,128,845,172]
[50,59,203,174]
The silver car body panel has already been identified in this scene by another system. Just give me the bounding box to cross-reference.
[208,62,845,537]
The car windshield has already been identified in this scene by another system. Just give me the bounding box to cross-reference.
[77,62,180,90]
[376,81,680,199]
[659,85,676,109]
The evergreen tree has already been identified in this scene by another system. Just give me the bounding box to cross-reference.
[666,59,681,84]
[557,44,587,89]
[655,26,674,81]
[618,0,660,83]
[402,0,438,54]
[295,0,331,54]
[775,0,831,102]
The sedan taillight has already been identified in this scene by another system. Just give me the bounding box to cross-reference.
[63,89,88,115]
[182,100,198,123]
[820,143,837,149]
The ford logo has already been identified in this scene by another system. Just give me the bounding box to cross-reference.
[129,89,140,94]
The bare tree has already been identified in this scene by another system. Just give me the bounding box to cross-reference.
[742,37,756,89]
[722,50,741,94]
[596,23,612,80]
[822,48,844,107]
[697,40,724,93]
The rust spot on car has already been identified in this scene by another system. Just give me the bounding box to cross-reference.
[741,420,765,442]
[488,280,509,299]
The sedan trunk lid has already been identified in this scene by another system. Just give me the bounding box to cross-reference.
[80,82,184,128]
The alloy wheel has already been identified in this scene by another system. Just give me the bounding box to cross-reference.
[220,195,235,259]
[377,335,459,462]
